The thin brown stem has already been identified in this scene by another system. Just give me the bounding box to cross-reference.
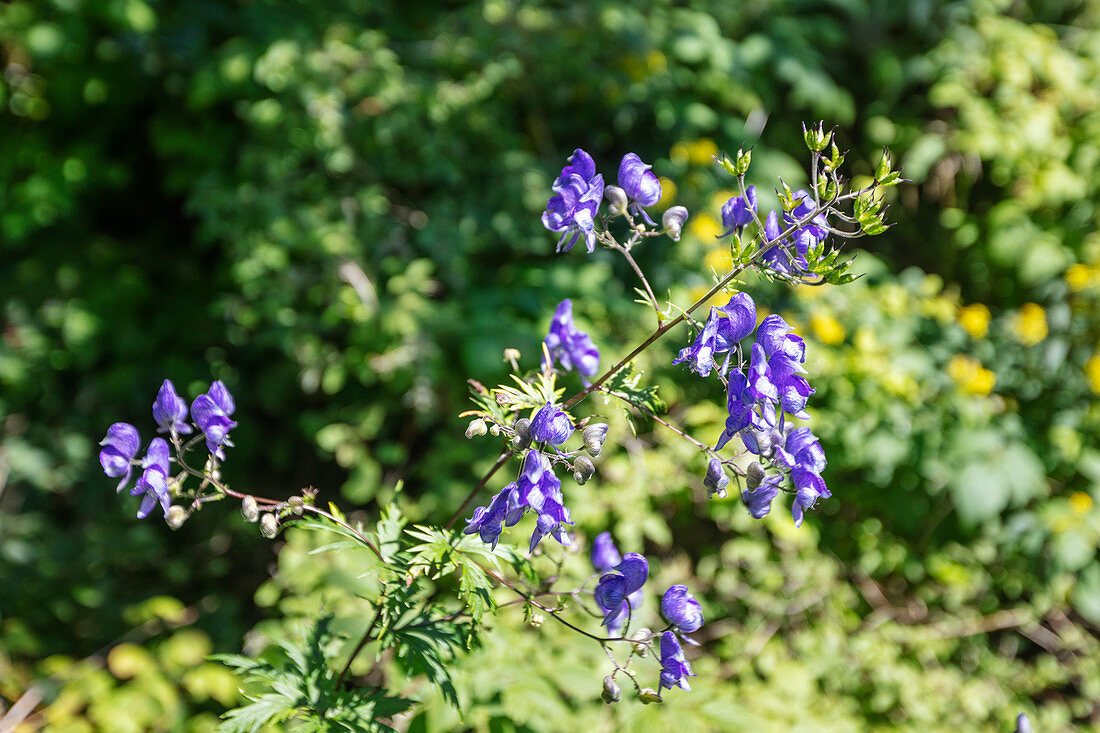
[334,604,383,692]
[444,450,512,529]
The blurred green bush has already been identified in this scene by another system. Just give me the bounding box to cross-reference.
[1,0,1099,729]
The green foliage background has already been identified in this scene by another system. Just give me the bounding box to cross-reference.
[2,0,1100,729]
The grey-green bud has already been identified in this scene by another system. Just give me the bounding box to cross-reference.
[166,505,187,530]
[489,424,501,437]
[512,417,533,451]
[573,456,595,485]
[746,461,766,490]
[465,418,488,439]
[288,496,305,516]
[241,496,259,522]
[639,687,662,704]
[260,513,279,538]
[632,627,652,657]
[605,185,628,216]
[662,205,689,242]
[601,675,622,703]
[582,423,609,457]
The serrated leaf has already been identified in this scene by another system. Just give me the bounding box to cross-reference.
[218,693,297,733]
[604,362,665,416]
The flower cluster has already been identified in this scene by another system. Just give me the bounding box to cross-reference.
[657,584,703,692]
[543,149,677,246]
[98,379,238,520]
[672,289,831,524]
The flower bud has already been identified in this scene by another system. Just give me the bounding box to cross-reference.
[573,456,595,485]
[639,687,662,704]
[746,461,765,490]
[582,423,609,457]
[632,627,652,657]
[503,347,521,367]
[260,512,279,538]
[605,185,628,216]
[875,147,893,182]
[166,505,187,530]
[241,496,260,522]
[802,120,832,152]
[602,676,622,703]
[489,424,501,437]
[703,458,729,499]
[511,417,533,451]
[732,146,752,176]
[288,495,305,516]
[662,205,689,242]
[465,418,488,439]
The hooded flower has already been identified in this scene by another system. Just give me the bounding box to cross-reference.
[542,149,605,254]
[463,482,524,549]
[515,450,574,552]
[702,457,730,499]
[617,153,662,225]
[719,186,757,235]
[715,369,767,450]
[99,422,141,493]
[594,553,648,635]
[531,402,575,445]
[131,437,172,520]
[661,584,704,635]
[759,209,810,275]
[742,473,782,519]
[672,293,757,377]
[543,299,600,378]
[191,381,238,461]
[152,379,191,435]
[658,631,695,691]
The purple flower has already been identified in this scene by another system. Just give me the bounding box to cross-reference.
[99,422,141,493]
[618,153,662,225]
[132,437,172,519]
[661,585,704,634]
[544,300,600,378]
[590,531,622,573]
[191,381,238,461]
[742,474,782,519]
[747,316,815,420]
[542,149,605,254]
[515,450,574,552]
[715,369,766,450]
[756,314,806,362]
[594,553,648,634]
[791,467,831,528]
[775,427,827,475]
[759,209,809,275]
[463,482,523,549]
[720,186,757,235]
[785,189,829,243]
[152,380,191,435]
[658,631,695,691]
[1015,714,1031,733]
[531,402,575,445]
[672,293,757,377]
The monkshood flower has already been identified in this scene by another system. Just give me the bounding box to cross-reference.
[747,315,814,420]
[791,468,831,528]
[662,205,689,241]
[542,148,605,254]
[99,422,141,492]
[672,292,757,377]
[132,437,171,519]
[661,584,704,635]
[531,402,575,445]
[152,379,191,435]
[617,153,662,225]
[785,189,829,245]
[742,474,782,519]
[516,450,574,552]
[590,531,622,573]
[715,369,768,450]
[658,631,695,692]
[1014,713,1031,733]
[543,299,600,379]
[775,427,827,475]
[463,482,523,549]
[719,186,757,235]
[594,553,648,634]
[191,380,238,461]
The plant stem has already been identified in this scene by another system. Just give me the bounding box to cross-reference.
[444,450,512,530]
[335,604,383,691]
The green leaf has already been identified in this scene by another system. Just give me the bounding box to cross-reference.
[603,362,665,417]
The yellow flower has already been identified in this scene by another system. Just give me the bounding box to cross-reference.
[1085,354,1100,395]
[1011,303,1048,346]
[704,247,732,272]
[688,213,722,242]
[947,354,996,396]
[957,303,991,339]
[685,138,718,166]
[810,312,846,345]
[656,177,678,209]
[1065,263,1091,291]
[1069,491,1094,515]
